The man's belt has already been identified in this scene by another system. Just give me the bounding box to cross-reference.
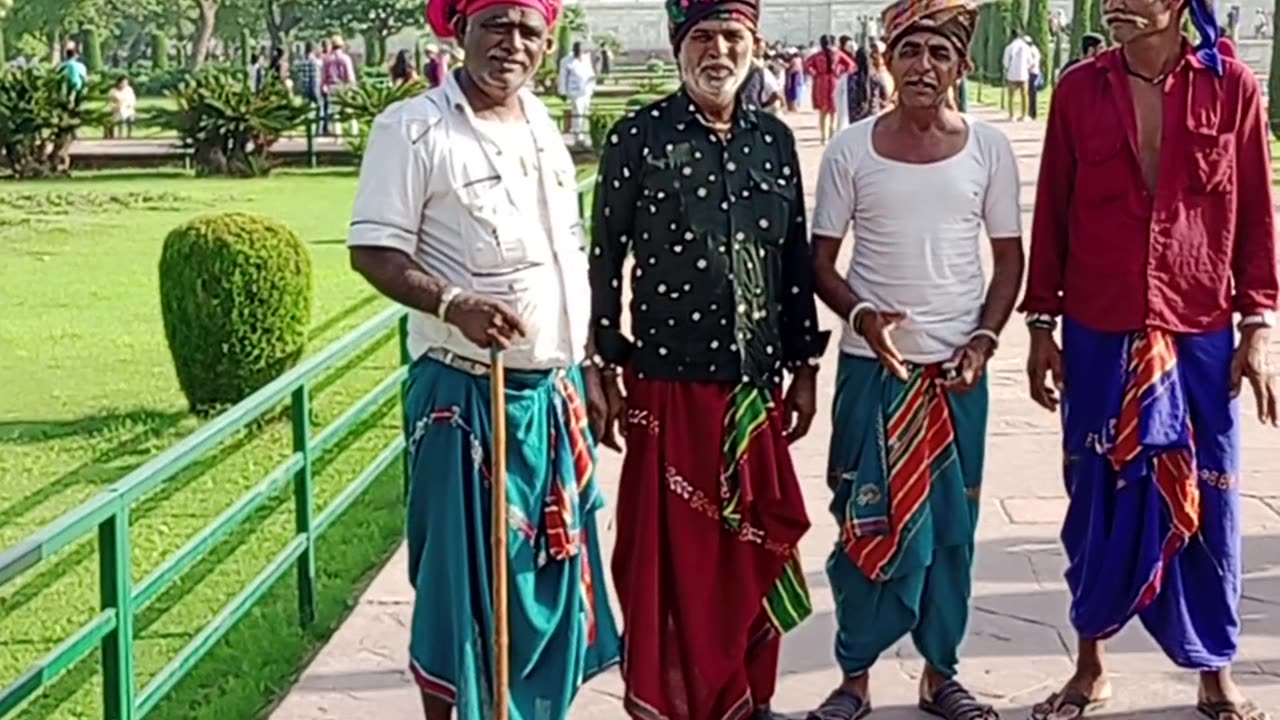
[423,347,574,377]
[424,347,492,376]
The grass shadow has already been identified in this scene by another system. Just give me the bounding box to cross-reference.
[0,409,188,530]
[307,293,382,343]
[11,456,405,720]
[6,397,400,718]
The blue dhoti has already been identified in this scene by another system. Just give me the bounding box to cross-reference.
[1061,318,1241,670]
[403,356,622,720]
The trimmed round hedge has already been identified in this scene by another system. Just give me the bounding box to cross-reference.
[159,212,313,414]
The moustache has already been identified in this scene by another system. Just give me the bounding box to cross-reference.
[1103,11,1151,27]
[903,76,939,89]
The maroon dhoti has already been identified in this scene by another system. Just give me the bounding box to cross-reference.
[612,373,812,720]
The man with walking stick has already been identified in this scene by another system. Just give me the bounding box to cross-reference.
[345,0,622,717]
[589,0,829,716]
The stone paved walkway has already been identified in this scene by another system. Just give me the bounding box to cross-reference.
[269,106,1280,720]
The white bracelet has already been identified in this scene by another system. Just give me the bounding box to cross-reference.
[847,301,875,332]
[969,328,1000,348]
[436,286,463,322]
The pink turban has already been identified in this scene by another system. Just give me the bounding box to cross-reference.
[426,0,562,38]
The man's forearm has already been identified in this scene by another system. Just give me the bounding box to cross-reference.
[977,242,1025,337]
[350,247,449,316]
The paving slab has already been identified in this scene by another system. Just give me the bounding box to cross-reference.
[269,106,1280,720]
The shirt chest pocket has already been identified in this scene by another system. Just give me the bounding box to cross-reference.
[1075,130,1132,205]
[1186,130,1234,195]
[455,179,529,271]
[746,168,794,246]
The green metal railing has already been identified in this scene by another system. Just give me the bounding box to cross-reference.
[0,174,598,720]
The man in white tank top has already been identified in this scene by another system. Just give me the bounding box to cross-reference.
[804,0,1024,718]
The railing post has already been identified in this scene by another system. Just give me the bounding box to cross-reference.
[398,314,412,499]
[291,385,317,626]
[100,508,136,720]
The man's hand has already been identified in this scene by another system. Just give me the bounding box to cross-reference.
[859,310,909,380]
[1025,328,1064,411]
[944,336,995,393]
[1230,325,1278,426]
[783,367,818,443]
[444,292,528,349]
[584,367,627,452]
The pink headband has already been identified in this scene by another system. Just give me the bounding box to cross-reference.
[426,0,561,39]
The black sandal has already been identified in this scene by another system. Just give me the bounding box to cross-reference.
[1198,699,1270,720]
[805,686,870,720]
[1029,688,1109,719]
[919,679,999,720]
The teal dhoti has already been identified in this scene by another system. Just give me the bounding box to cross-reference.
[824,354,987,678]
[403,356,622,720]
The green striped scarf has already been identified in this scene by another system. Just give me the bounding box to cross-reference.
[721,384,812,634]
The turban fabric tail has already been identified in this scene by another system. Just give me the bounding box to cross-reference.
[1187,0,1224,76]
[426,0,561,39]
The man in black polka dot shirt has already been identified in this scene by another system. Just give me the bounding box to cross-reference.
[585,0,830,717]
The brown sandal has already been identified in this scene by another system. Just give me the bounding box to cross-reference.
[1029,688,1108,719]
[1197,699,1270,720]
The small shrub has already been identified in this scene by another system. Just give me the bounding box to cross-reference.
[0,66,108,178]
[159,212,313,414]
[152,66,311,177]
[333,79,425,162]
[589,110,621,152]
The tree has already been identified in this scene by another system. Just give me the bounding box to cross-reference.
[0,0,12,61]
[1008,0,1027,35]
[1089,0,1105,35]
[263,0,305,53]
[1027,0,1051,66]
[310,0,420,66]
[1068,0,1091,59]
[1269,0,1280,137]
[190,0,220,68]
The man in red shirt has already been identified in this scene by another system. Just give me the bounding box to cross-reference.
[1022,0,1278,715]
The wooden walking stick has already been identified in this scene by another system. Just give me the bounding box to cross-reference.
[488,347,510,720]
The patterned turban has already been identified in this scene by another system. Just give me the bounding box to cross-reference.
[426,0,562,39]
[880,0,978,55]
[666,0,760,49]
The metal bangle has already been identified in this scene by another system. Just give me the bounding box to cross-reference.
[969,328,1000,349]
[436,286,463,322]
[848,301,875,336]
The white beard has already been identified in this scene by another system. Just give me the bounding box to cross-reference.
[679,58,751,107]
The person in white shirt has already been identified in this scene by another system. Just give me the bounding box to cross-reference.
[557,40,596,146]
[346,0,621,718]
[107,76,137,139]
[1001,34,1031,121]
[1024,35,1043,119]
[806,0,1024,717]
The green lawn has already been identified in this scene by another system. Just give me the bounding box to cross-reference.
[0,169,407,720]
[0,159,600,719]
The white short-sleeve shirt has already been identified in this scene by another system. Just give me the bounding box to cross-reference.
[347,73,590,369]
[811,115,1022,364]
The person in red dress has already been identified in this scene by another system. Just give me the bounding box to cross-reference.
[805,34,854,143]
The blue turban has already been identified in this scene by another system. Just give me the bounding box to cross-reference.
[1187,0,1224,76]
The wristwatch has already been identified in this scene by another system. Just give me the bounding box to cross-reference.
[1025,312,1058,332]
[1239,311,1276,329]
[436,286,463,322]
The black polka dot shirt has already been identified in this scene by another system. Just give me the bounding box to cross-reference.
[589,90,830,389]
